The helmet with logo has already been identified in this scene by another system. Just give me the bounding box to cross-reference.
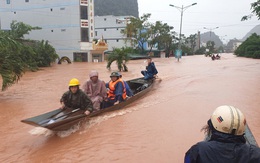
[69,78,80,86]
[110,72,120,77]
[210,105,246,135]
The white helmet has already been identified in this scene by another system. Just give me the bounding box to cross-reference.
[211,105,246,135]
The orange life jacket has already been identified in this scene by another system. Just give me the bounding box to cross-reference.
[107,79,126,100]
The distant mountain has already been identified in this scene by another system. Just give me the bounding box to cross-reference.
[94,0,139,18]
[200,32,223,47]
[242,25,260,41]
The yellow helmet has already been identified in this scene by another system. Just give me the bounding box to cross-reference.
[211,105,246,135]
[69,78,80,86]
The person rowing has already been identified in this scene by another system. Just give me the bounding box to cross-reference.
[41,78,94,125]
[60,78,93,115]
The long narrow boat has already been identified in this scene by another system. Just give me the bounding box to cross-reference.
[21,77,155,131]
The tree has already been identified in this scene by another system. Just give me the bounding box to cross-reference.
[106,47,133,71]
[206,41,215,53]
[186,34,197,55]
[148,21,173,54]
[0,21,57,91]
[33,40,58,67]
[0,31,24,91]
[9,21,41,39]
[234,33,260,58]
[241,0,260,20]
[122,14,151,54]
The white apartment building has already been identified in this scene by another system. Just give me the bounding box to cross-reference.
[94,15,135,51]
[0,0,95,62]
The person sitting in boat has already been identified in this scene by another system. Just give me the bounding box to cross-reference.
[211,54,216,60]
[141,57,158,80]
[60,78,93,115]
[216,54,221,59]
[184,105,260,163]
[82,70,107,111]
[104,72,127,108]
[118,72,133,97]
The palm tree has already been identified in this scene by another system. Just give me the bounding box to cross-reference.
[106,47,133,72]
[0,32,25,91]
[0,21,57,91]
[33,40,58,67]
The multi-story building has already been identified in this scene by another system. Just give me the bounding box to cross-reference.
[0,0,95,62]
[94,15,134,51]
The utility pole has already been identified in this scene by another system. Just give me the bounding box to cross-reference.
[169,3,197,61]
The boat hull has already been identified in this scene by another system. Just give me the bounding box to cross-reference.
[21,77,155,131]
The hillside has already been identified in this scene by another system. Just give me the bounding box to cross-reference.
[94,0,139,18]
[242,24,260,41]
[200,32,223,47]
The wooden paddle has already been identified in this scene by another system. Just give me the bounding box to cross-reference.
[39,108,81,125]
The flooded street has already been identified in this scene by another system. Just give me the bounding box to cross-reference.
[0,53,260,163]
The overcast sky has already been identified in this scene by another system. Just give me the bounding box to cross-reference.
[138,0,259,43]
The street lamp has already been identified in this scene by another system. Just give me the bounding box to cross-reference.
[203,27,219,53]
[203,26,219,37]
[219,35,227,44]
[169,3,197,50]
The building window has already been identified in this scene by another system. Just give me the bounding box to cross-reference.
[61,29,66,32]
[80,0,88,5]
[95,31,97,36]
[6,0,10,4]
[25,0,29,2]
[51,30,53,32]
[80,6,88,19]
[104,28,106,31]
[50,8,53,11]
[104,18,106,21]
[60,7,65,10]
[117,39,119,42]
[117,28,119,30]
[81,28,89,42]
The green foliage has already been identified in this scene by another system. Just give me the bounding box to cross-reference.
[9,20,41,39]
[106,47,133,71]
[195,46,206,55]
[234,33,260,59]
[149,21,173,54]
[241,0,260,20]
[0,21,57,91]
[185,34,197,55]
[206,41,215,53]
[32,40,58,67]
[122,14,151,54]
[0,32,25,91]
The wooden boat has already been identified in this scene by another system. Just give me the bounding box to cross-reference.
[21,77,155,131]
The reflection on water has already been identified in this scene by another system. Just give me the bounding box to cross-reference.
[0,54,259,162]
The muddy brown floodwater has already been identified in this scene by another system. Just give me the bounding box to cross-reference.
[0,54,259,163]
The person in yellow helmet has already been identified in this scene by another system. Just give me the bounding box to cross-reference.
[60,78,93,115]
[184,105,260,163]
